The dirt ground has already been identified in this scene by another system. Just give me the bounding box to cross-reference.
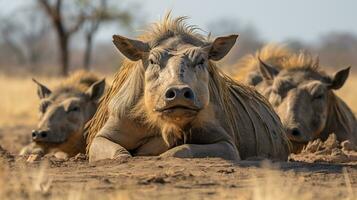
[0,125,357,200]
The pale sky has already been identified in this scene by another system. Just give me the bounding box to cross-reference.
[1,0,356,43]
[139,0,357,42]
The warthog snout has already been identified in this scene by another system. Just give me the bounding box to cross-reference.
[155,84,201,118]
[32,129,49,141]
[164,85,195,103]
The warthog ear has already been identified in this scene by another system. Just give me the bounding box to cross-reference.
[258,57,279,81]
[86,79,106,101]
[113,35,150,61]
[206,35,238,61]
[329,66,351,90]
[32,78,51,99]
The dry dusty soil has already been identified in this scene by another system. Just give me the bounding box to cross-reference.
[1,125,357,200]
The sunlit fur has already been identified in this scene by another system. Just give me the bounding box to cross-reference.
[232,43,319,82]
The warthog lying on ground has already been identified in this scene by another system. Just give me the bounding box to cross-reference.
[233,44,357,152]
[20,71,105,159]
[86,15,290,162]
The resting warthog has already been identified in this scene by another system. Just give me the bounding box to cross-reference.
[233,44,357,152]
[20,71,105,159]
[86,15,290,162]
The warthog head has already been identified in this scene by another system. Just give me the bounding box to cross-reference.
[258,59,350,143]
[112,32,237,127]
[32,79,105,143]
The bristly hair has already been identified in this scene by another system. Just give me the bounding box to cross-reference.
[139,12,208,47]
[280,50,320,71]
[232,43,320,81]
[48,70,100,100]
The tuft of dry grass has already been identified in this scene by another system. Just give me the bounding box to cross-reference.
[248,164,355,200]
[250,165,313,200]
[214,161,356,200]
[0,160,53,199]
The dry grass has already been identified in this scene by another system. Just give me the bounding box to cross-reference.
[0,160,355,200]
[0,161,51,199]
[0,75,60,127]
[247,165,356,200]
[0,160,89,200]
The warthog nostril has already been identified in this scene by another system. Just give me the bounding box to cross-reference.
[291,128,301,137]
[32,130,48,141]
[165,89,176,100]
[164,86,195,102]
[183,88,194,100]
[41,132,47,138]
[31,130,37,138]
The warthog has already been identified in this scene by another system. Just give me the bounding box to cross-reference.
[86,15,290,162]
[233,44,357,152]
[20,71,105,159]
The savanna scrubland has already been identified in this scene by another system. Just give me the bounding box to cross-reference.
[1,1,357,200]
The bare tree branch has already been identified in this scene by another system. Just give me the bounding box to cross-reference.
[38,0,55,18]
[37,0,86,75]
[68,14,86,35]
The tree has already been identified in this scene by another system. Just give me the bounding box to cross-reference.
[0,18,26,65]
[0,9,51,67]
[38,0,86,76]
[37,0,133,75]
[317,32,357,68]
[80,0,131,70]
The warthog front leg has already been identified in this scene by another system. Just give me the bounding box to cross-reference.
[89,136,131,162]
[160,141,240,161]
[88,116,135,162]
[19,142,45,156]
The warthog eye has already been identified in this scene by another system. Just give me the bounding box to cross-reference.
[149,58,158,65]
[67,106,80,113]
[313,94,324,100]
[149,59,154,65]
